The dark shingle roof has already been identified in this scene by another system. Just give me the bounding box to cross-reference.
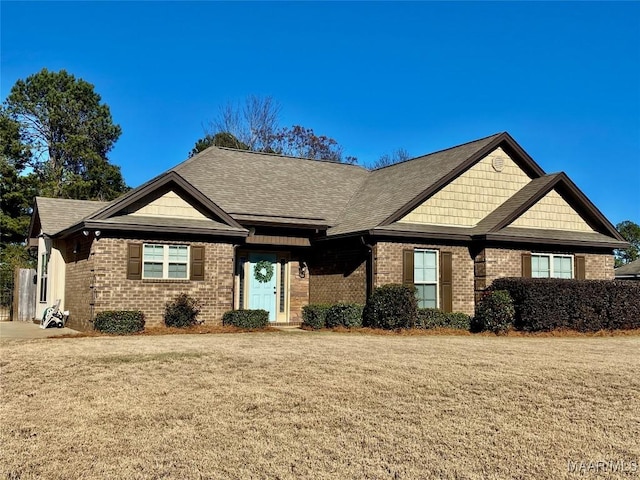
[35,197,109,235]
[173,147,369,225]
[328,133,504,235]
[615,258,640,277]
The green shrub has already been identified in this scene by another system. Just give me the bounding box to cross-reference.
[222,309,269,329]
[473,290,515,334]
[94,310,145,335]
[416,309,471,330]
[325,303,364,328]
[490,278,640,332]
[362,284,417,330]
[164,293,201,328]
[302,304,331,330]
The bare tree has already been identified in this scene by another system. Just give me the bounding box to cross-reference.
[371,148,410,169]
[192,95,357,163]
[210,95,281,152]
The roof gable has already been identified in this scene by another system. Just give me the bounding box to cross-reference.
[379,132,545,227]
[474,173,625,240]
[397,146,532,227]
[89,171,244,230]
[329,132,545,236]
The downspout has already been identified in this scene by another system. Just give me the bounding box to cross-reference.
[360,236,375,298]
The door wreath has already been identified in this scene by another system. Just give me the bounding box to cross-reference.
[254,260,274,283]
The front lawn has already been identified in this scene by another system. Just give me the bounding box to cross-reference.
[1,333,638,479]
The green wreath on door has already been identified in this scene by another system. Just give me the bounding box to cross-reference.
[254,260,274,283]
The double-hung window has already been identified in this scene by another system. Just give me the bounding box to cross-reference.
[531,253,573,279]
[143,244,189,279]
[414,249,438,308]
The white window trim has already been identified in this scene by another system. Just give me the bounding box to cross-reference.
[142,243,190,280]
[531,253,574,279]
[414,249,439,309]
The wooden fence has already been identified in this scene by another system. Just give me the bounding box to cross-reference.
[11,268,36,322]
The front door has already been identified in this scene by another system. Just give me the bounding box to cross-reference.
[248,253,277,321]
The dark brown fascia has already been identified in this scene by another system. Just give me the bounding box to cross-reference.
[369,227,472,242]
[488,172,625,240]
[236,219,329,230]
[475,232,627,249]
[26,202,41,240]
[89,171,245,230]
[379,132,547,227]
[320,228,472,243]
[56,220,248,239]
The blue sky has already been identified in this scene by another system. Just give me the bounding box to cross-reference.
[2,1,639,225]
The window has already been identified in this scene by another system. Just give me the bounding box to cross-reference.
[143,244,189,279]
[414,249,438,308]
[532,254,573,278]
[39,253,48,302]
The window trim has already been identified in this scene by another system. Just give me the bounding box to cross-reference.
[39,252,48,303]
[414,248,439,309]
[531,253,574,279]
[142,243,190,280]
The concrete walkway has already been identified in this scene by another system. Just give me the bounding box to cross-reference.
[0,321,80,340]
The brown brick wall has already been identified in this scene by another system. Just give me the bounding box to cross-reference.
[475,248,615,295]
[91,237,234,328]
[289,258,309,322]
[309,243,367,305]
[59,235,95,331]
[474,248,524,294]
[375,241,475,316]
[584,253,614,280]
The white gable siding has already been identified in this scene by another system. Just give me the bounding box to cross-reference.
[398,147,531,227]
[129,191,208,220]
[509,189,595,232]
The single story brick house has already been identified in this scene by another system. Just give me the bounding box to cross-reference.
[28,132,627,330]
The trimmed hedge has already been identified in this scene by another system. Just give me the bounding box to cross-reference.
[363,284,417,329]
[302,304,331,330]
[222,309,269,329]
[164,293,201,328]
[473,290,515,334]
[94,310,145,335]
[489,278,640,332]
[325,303,364,328]
[416,309,471,330]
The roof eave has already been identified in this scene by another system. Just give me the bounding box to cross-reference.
[369,228,472,242]
[476,232,627,249]
[56,220,248,239]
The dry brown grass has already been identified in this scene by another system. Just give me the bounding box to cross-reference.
[54,324,279,339]
[1,333,638,479]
